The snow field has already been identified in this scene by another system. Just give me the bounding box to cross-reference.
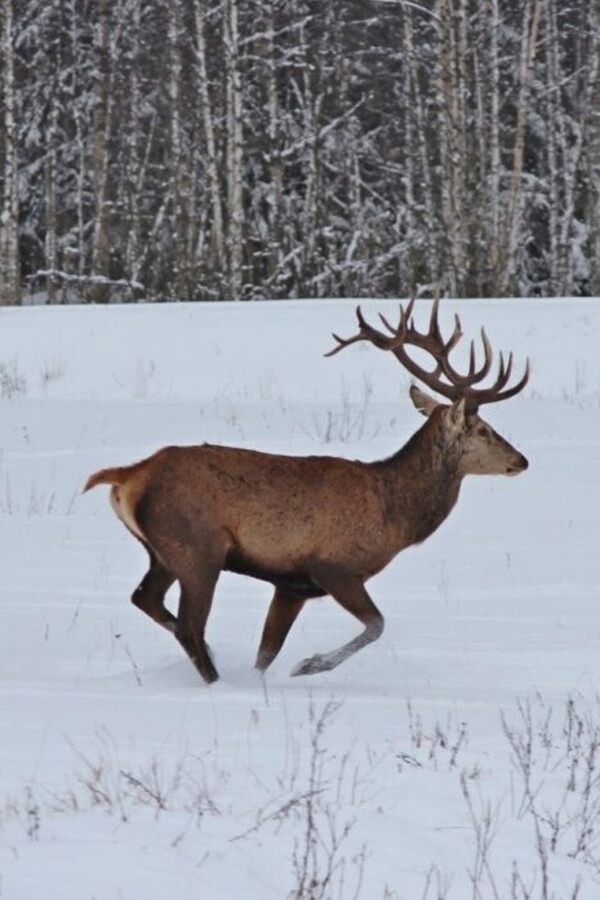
[1,298,600,898]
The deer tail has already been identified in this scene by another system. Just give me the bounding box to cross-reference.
[83,466,133,493]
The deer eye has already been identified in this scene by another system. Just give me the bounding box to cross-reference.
[477,426,488,437]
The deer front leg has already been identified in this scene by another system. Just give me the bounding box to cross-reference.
[291,569,384,676]
[255,586,305,672]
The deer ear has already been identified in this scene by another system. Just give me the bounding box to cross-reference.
[448,397,467,429]
[409,384,439,418]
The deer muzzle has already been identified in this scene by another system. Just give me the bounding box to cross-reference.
[506,453,529,476]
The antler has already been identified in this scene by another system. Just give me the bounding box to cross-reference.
[326,297,530,408]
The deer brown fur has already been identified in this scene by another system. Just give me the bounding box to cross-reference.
[84,300,529,682]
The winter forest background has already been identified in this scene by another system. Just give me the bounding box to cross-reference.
[0,0,599,305]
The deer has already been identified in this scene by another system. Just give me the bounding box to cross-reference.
[83,298,529,683]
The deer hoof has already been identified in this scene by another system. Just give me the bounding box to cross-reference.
[291,654,330,677]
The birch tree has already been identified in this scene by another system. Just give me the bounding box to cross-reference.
[498,0,544,294]
[167,0,187,298]
[89,0,113,302]
[0,0,20,305]
[194,0,225,285]
[224,0,244,297]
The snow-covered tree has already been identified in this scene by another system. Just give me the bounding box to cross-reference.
[2,0,599,303]
[0,0,21,304]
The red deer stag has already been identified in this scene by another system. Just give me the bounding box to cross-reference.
[84,299,529,683]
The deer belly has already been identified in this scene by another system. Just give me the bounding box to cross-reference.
[223,546,325,598]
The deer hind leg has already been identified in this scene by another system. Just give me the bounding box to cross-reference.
[255,586,306,672]
[173,555,222,684]
[134,492,227,683]
[131,550,177,633]
[291,569,384,677]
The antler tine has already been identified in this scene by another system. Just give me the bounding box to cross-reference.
[325,305,397,358]
[400,296,417,331]
[497,352,508,389]
[462,327,493,384]
[500,351,514,388]
[474,356,530,405]
[483,350,513,394]
[355,304,369,330]
[443,314,463,354]
[479,328,493,376]
[468,340,476,378]
[502,356,530,399]
[379,311,398,336]
[324,331,364,357]
[428,295,443,343]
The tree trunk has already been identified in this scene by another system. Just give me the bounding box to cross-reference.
[499,0,544,294]
[224,0,244,298]
[194,0,225,283]
[89,0,112,303]
[0,0,21,306]
[168,0,189,299]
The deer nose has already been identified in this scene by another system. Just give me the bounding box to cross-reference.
[507,453,528,475]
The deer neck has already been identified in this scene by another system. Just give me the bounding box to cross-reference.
[375,413,464,547]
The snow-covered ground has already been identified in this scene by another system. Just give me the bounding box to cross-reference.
[1,298,599,899]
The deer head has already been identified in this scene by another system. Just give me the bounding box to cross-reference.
[327,298,530,478]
